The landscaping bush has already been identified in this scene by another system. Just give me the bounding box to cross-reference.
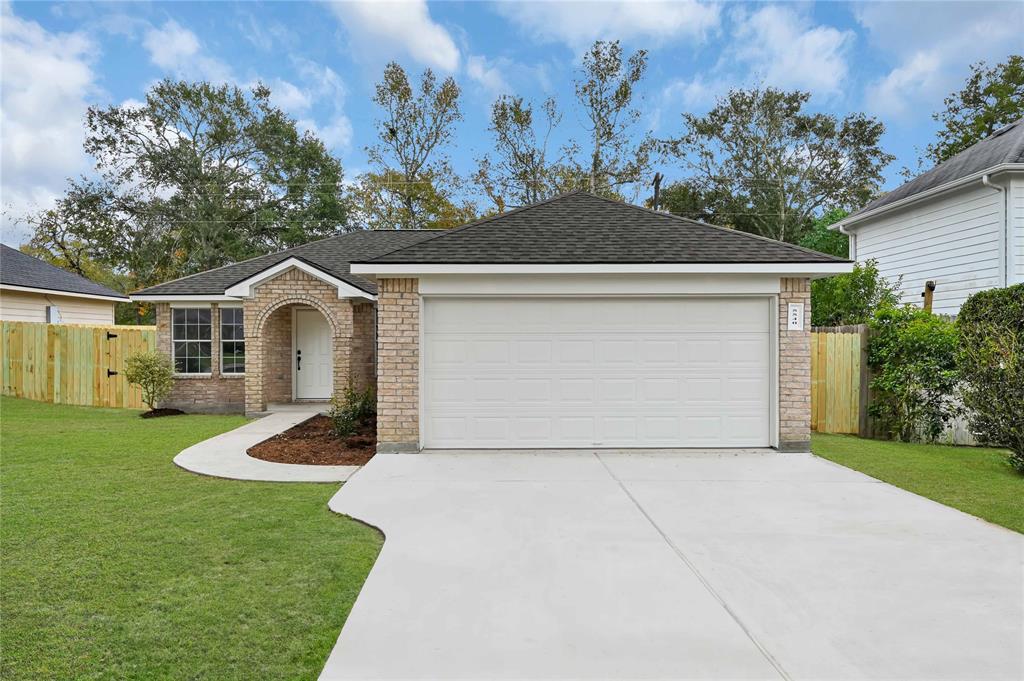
[124,351,174,412]
[867,305,960,442]
[956,284,1024,473]
[329,383,376,437]
[811,259,901,327]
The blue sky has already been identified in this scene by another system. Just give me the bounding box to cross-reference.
[2,0,1022,244]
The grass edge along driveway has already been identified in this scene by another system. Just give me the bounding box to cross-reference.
[0,397,382,680]
[812,433,1023,534]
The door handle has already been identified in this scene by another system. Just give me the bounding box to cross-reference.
[296,349,301,371]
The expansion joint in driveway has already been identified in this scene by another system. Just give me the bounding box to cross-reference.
[593,452,792,681]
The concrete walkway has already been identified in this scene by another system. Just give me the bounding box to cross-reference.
[322,450,1023,680]
[174,404,358,483]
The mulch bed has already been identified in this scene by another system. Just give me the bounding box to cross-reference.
[140,408,186,419]
[247,415,375,466]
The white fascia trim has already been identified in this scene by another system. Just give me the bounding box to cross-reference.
[351,262,854,275]
[223,257,375,300]
[833,163,1024,231]
[130,294,242,302]
[1,283,128,303]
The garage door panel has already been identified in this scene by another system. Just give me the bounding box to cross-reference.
[423,297,771,448]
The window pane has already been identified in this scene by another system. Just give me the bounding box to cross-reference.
[198,342,211,358]
[198,356,211,373]
[198,323,211,340]
[172,309,186,324]
[197,309,211,325]
[172,324,185,341]
[174,356,187,373]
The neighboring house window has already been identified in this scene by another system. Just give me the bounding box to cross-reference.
[172,308,211,374]
[221,308,245,374]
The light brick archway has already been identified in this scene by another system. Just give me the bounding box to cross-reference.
[241,268,360,415]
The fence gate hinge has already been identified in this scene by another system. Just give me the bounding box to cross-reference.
[106,332,118,340]
[107,369,118,377]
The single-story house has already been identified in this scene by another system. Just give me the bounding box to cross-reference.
[132,191,851,452]
[834,117,1024,315]
[0,244,129,324]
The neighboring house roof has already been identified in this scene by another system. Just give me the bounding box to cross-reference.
[357,191,847,265]
[0,244,128,301]
[843,117,1024,223]
[132,229,441,297]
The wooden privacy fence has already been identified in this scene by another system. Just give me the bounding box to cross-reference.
[811,325,870,436]
[1,321,157,409]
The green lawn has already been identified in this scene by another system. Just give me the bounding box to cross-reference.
[812,433,1024,533]
[0,397,382,680]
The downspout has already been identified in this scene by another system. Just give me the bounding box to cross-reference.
[837,222,856,260]
[981,174,1008,287]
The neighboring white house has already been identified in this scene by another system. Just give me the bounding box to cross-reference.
[0,244,129,324]
[834,118,1024,316]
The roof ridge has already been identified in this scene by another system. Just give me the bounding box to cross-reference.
[580,192,850,262]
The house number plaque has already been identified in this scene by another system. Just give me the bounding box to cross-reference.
[787,303,804,331]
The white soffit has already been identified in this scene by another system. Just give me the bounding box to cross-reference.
[222,258,375,299]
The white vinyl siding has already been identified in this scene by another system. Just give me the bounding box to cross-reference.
[422,297,772,449]
[1010,174,1024,283]
[0,289,116,324]
[854,183,1003,315]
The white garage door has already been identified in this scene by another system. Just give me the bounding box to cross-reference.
[422,297,772,449]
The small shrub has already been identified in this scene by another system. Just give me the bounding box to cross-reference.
[329,383,376,437]
[867,305,960,442]
[811,259,901,327]
[124,351,175,411]
[957,284,1024,473]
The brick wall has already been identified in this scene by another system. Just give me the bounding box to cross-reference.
[779,277,812,451]
[242,268,360,414]
[352,302,376,391]
[376,278,419,450]
[261,306,292,404]
[155,303,245,413]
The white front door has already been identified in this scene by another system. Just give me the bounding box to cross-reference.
[422,297,772,449]
[294,308,333,400]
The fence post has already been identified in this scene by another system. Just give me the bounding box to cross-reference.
[858,325,872,438]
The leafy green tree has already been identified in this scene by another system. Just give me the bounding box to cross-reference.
[868,306,961,443]
[663,87,894,243]
[26,80,349,289]
[574,40,653,196]
[811,260,900,327]
[798,209,850,258]
[647,181,717,222]
[956,284,1024,472]
[361,62,469,229]
[473,96,579,212]
[925,55,1024,166]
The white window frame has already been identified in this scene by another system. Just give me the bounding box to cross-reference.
[171,307,213,375]
[219,306,246,375]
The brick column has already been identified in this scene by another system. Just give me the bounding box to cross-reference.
[779,277,812,451]
[332,301,355,398]
[377,278,419,452]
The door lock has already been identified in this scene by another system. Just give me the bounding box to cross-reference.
[296,349,302,371]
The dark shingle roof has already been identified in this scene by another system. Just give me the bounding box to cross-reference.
[133,230,441,296]
[0,244,128,299]
[851,117,1024,218]
[358,191,847,264]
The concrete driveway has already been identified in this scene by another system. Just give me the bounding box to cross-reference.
[321,450,1023,680]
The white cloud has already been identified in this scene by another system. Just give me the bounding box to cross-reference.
[0,6,98,244]
[280,59,353,151]
[857,1,1024,117]
[327,0,460,72]
[466,54,511,97]
[493,0,720,50]
[142,20,233,82]
[731,6,853,95]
